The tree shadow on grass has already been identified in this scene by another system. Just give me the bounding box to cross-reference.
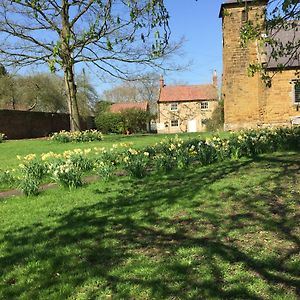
[0,153,299,299]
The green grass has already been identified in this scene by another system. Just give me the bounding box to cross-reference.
[0,132,217,171]
[0,151,299,299]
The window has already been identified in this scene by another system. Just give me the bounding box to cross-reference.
[170,103,178,111]
[294,81,300,104]
[241,9,248,23]
[171,120,179,127]
[200,101,209,110]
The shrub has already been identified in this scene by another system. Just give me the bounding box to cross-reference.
[121,109,151,134]
[95,108,152,134]
[94,101,111,114]
[51,130,103,143]
[95,112,124,134]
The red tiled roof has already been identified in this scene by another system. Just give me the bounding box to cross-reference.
[110,101,149,113]
[159,84,218,103]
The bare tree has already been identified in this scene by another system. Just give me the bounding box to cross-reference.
[0,0,179,130]
[100,72,160,113]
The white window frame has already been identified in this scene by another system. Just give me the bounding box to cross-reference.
[170,102,178,111]
[200,101,209,110]
[171,119,179,127]
[292,80,300,104]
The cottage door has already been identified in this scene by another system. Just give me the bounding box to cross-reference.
[187,119,197,132]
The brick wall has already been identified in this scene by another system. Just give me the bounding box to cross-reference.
[0,110,95,139]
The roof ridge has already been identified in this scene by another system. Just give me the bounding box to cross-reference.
[164,83,214,88]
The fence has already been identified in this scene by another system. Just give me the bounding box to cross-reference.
[0,109,95,139]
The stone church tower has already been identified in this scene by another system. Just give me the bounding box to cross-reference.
[220,0,268,130]
[220,0,300,130]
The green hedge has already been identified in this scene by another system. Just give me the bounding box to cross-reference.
[95,109,151,134]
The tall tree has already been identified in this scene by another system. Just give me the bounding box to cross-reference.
[0,0,178,130]
[0,73,67,111]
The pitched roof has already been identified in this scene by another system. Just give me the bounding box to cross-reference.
[159,84,218,103]
[266,23,300,69]
[219,1,299,69]
[110,101,149,113]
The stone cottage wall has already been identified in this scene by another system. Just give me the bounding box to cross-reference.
[157,100,218,134]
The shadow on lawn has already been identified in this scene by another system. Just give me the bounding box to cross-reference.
[0,153,300,299]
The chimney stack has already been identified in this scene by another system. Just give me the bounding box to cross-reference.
[159,75,165,89]
[213,70,217,87]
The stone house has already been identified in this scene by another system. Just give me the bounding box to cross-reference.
[220,0,300,130]
[157,74,219,134]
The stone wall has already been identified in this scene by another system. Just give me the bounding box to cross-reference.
[157,100,218,134]
[0,110,95,139]
[222,3,265,130]
[221,2,299,131]
[262,70,300,126]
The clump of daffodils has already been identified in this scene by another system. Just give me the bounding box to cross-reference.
[49,159,83,189]
[50,129,103,143]
[6,126,300,196]
[122,149,150,178]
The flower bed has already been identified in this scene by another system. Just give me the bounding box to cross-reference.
[50,129,103,143]
[6,127,300,196]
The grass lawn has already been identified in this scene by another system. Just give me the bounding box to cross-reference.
[0,132,217,171]
[0,151,299,299]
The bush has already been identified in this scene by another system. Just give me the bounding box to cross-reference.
[121,109,151,134]
[95,112,124,134]
[95,108,152,134]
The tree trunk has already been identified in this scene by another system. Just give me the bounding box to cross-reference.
[63,65,81,131]
[61,0,81,132]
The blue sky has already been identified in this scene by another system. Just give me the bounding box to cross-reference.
[93,1,225,93]
[162,0,224,86]
[15,1,225,93]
